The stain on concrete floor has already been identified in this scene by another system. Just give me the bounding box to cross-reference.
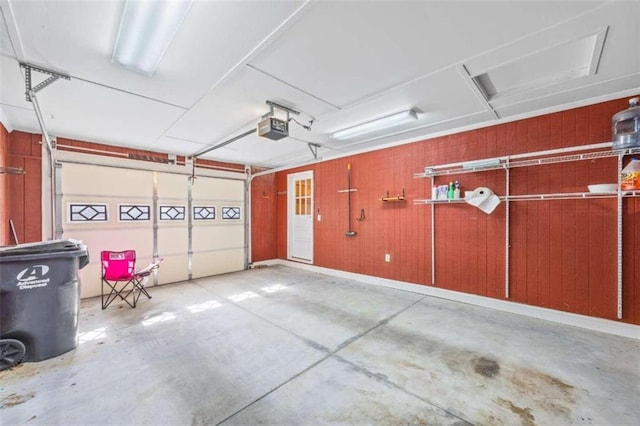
[342,322,579,425]
[471,356,500,378]
[496,397,536,426]
[0,392,35,409]
[446,348,576,422]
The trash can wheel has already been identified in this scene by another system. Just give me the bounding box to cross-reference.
[0,339,26,371]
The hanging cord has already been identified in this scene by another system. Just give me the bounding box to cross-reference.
[289,117,314,131]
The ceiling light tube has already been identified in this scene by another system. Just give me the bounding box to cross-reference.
[112,0,193,75]
[331,109,418,140]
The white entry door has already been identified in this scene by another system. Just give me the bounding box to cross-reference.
[287,171,313,263]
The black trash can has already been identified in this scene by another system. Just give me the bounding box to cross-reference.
[0,239,89,369]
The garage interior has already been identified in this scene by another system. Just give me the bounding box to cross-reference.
[1,1,639,425]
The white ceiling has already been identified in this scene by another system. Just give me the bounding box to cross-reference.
[1,0,639,168]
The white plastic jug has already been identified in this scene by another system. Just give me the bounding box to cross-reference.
[621,157,640,190]
[612,98,640,150]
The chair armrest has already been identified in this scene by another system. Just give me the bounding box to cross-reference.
[135,258,164,276]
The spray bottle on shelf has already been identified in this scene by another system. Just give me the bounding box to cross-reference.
[454,181,461,199]
[621,157,640,190]
[447,182,454,200]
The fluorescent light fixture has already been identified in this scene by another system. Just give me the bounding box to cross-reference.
[112,0,193,75]
[331,109,418,140]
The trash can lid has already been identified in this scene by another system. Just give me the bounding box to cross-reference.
[0,239,86,258]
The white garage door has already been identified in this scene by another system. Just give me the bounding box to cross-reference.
[58,161,245,299]
[191,176,245,279]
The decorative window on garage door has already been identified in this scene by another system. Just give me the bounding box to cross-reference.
[118,205,151,221]
[222,207,241,220]
[68,203,108,222]
[194,206,215,220]
[160,205,185,221]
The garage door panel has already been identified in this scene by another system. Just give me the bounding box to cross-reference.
[192,225,244,251]
[192,249,244,278]
[157,173,188,199]
[63,195,154,205]
[193,178,244,200]
[64,205,152,231]
[78,263,101,299]
[191,176,246,280]
[62,163,152,197]
[63,228,154,255]
[157,255,189,284]
[158,227,188,254]
[157,222,188,284]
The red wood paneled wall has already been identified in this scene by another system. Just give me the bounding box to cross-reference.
[252,96,640,325]
[0,123,10,245]
[251,171,278,261]
[5,131,42,244]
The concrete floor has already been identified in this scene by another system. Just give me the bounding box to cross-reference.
[1,265,639,425]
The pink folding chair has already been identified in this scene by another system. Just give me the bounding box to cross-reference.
[101,251,158,309]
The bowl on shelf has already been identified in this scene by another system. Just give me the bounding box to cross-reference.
[587,183,618,193]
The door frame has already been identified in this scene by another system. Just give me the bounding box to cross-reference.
[287,170,314,263]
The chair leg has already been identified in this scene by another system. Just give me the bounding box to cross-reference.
[101,279,106,310]
[131,277,151,307]
[101,279,124,309]
[139,285,152,300]
[102,279,137,309]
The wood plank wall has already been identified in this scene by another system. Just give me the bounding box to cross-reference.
[251,95,640,325]
[5,130,42,244]
[0,123,10,245]
[250,170,277,262]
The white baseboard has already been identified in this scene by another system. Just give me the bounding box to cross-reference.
[252,259,640,340]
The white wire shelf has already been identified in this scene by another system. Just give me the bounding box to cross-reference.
[414,146,640,178]
[414,199,466,204]
[414,163,506,178]
[414,191,640,204]
[506,191,639,201]
[414,143,639,320]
